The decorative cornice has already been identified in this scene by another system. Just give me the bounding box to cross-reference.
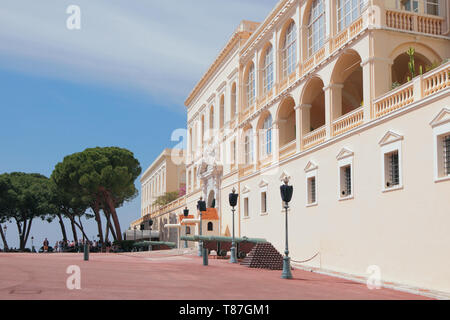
[185,22,259,108]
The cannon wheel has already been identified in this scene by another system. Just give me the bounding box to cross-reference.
[238,251,247,259]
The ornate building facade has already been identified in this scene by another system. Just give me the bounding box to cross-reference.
[138,0,450,294]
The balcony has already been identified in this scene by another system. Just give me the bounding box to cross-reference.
[374,61,449,119]
[302,126,326,150]
[279,140,297,160]
[386,9,443,35]
[332,107,364,137]
[239,164,254,177]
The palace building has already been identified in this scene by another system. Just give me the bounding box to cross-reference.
[134,0,450,294]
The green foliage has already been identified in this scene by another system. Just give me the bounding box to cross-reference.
[52,147,142,206]
[51,146,142,242]
[426,61,442,73]
[407,47,416,80]
[391,82,401,90]
[153,192,180,207]
[0,173,54,250]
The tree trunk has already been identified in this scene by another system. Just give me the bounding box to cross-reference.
[56,213,68,242]
[24,218,33,249]
[104,206,117,242]
[104,192,123,241]
[77,216,87,241]
[15,219,24,251]
[92,196,104,245]
[0,224,9,251]
[69,217,78,244]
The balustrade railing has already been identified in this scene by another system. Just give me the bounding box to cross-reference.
[279,140,297,160]
[374,82,414,118]
[302,126,326,150]
[332,107,364,137]
[423,63,450,97]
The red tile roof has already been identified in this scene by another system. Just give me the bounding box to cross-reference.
[179,215,196,226]
[201,208,219,221]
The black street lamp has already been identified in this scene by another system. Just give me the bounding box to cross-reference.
[31,236,35,253]
[3,225,7,251]
[197,197,207,257]
[280,176,294,279]
[183,207,189,248]
[229,188,239,263]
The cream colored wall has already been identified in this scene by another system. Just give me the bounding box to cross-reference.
[180,0,450,293]
[238,97,450,293]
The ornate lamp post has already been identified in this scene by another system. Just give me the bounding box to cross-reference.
[148,219,154,251]
[280,176,294,279]
[229,188,239,263]
[183,207,189,248]
[197,197,207,257]
[31,236,35,253]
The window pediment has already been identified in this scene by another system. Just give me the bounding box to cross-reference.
[336,148,354,160]
[379,131,404,146]
[242,185,251,194]
[430,108,450,128]
[304,161,318,173]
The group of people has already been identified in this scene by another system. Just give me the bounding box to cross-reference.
[41,238,114,253]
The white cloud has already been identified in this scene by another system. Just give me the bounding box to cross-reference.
[0,0,277,106]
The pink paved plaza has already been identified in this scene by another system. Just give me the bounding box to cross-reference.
[0,251,431,300]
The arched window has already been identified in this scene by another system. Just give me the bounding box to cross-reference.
[186,227,191,235]
[244,129,254,165]
[231,83,237,117]
[201,115,205,144]
[337,0,367,32]
[207,222,213,231]
[263,46,274,94]
[246,64,256,107]
[260,114,273,158]
[308,0,326,57]
[220,95,225,129]
[282,22,297,78]
[209,106,214,130]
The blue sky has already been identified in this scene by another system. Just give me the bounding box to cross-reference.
[0,0,277,248]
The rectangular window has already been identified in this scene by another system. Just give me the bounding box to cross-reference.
[426,0,439,15]
[307,177,317,205]
[444,135,450,176]
[385,151,400,188]
[244,197,249,217]
[261,192,267,214]
[340,165,352,197]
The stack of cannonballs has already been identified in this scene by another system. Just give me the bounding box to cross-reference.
[240,243,284,270]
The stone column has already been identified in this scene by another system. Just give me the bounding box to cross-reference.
[272,120,280,162]
[294,105,302,152]
[253,130,259,171]
[361,57,393,121]
[323,84,344,138]
[299,104,312,150]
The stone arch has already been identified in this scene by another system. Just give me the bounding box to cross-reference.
[300,76,325,133]
[330,49,363,119]
[389,42,441,86]
[276,96,296,148]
